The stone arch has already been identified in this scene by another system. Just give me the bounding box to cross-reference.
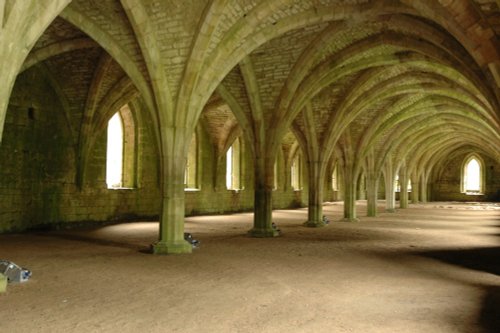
[21,38,98,73]
[461,153,486,194]
[78,97,142,189]
[101,104,138,189]
[0,0,71,142]
[59,7,157,131]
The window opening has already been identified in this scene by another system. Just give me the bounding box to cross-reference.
[463,157,481,193]
[226,138,242,190]
[106,112,123,188]
[226,146,233,189]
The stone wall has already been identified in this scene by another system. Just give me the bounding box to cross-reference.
[185,125,306,215]
[0,68,162,232]
[431,152,500,202]
[0,68,306,233]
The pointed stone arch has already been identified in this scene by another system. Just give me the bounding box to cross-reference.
[461,154,486,195]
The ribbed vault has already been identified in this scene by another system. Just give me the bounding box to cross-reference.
[0,0,498,252]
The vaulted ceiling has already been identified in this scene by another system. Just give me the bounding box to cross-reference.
[18,0,500,173]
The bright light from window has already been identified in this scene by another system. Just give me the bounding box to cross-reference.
[465,158,480,192]
[226,146,233,189]
[291,155,300,190]
[106,113,123,188]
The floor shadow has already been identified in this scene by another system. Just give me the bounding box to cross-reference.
[418,247,500,276]
[478,285,500,333]
[415,247,500,333]
[38,232,151,253]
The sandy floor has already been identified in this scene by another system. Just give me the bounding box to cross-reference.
[0,201,499,333]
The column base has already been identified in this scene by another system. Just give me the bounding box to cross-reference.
[385,208,396,213]
[248,227,280,238]
[151,240,192,255]
[341,217,360,222]
[303,220,327,228]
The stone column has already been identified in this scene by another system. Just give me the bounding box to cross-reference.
[325,163,334,202]
[304,160,326,227]
[342,164,358,222]
[399,165,409,209]
[419,175,428,203]
[248,157,279,237]
[411,173,419,204]
[366,173,379,217]
[384,162,396,213]
[152,130,192,254]
[357,174,366,200]
[335,169,343,201]
[0,58,19,142]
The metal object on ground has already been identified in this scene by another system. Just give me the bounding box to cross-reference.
[0,260,31,283]
[272,222,281,234]
[184,233,199,248]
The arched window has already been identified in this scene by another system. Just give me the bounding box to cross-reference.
[226,138,242,190]
[185,133,198,189]
[106,112,124,188]
[291,153,302,190]
[105,105,137,189]
[462,156,483,194]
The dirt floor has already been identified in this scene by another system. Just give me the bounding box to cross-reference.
[0,201,499,333]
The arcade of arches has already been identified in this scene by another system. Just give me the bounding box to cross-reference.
[0,0,499,255]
